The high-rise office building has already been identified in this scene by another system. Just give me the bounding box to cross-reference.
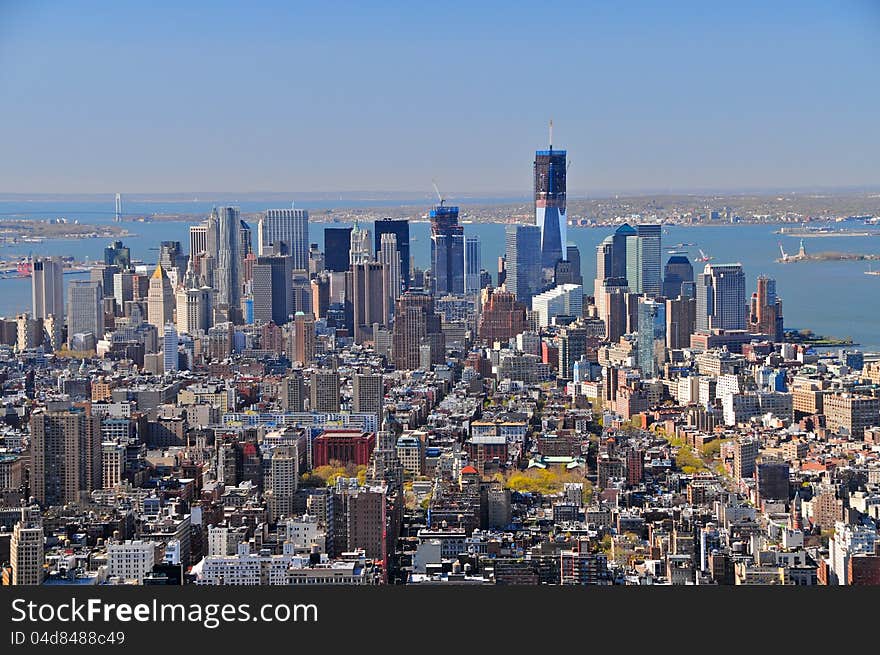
[600,278,629,342]
[349,222,373,266]
[67,280,104,347]
[625,224,662,296]
[113,271,135,313]
[392,292,444,371]
[189,223,208,257]
[566,244,582,284]
[353,373,384,424]
[663,254,694,299]
[666,296,696,350]
[637,299,666,378]
[176,285,210,336]
[32,257,64,321]
[258,208,309,270]
[505,224,542,304]
[324,227,352,272]
[464,235,481,295]
[374,218,410,288]
[749,275,784,341]
[311,370,341,412]
[534,129,567,271]
[695,263,747,332]
[559,327,590,379]
[159,241,184,278]
[30,406,101,506]
[215,206,242,311]
[147,264,174,329]
[163,322,178,373]
[252,255,294,326]
[378,233,401,320]
[10,505,43,586]
[611,224,636,280]
[430,202,464,295]
[349,261,387,343]
[104,240,131,270]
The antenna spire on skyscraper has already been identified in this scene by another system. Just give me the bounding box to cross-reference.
[549,119,553,151]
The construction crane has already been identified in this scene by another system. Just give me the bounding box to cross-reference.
[696,248,713,262]
[778,242,789,261]
[432,179,445,207]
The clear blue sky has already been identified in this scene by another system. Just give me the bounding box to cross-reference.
[1,0,878,195]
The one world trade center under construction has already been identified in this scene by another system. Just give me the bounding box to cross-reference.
[534,121,567,272]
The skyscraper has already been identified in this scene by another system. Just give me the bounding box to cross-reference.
[104,240,131,270]
[266,445,299,522]
[378,233,401,320]
[374,218,410,288]
[311,370,341,412]
[215,206,242,311]
[176,285,210,336]
[696,263,747,332]
[280,370,305,412]
[32,257,64,321]
[147,263,174,329]
[464,235,481,295]
[163,322,179,373]
[625,224,662,296]
[353,373,384,424]
[349,222,373,266]
[258,208,309,270]
[556,244,582,286]
[290,311,316,365]
[392,292,444,370]
[505,224,542,304]
[534,126,567,271]
[324,227,352,272]
[595,236,615,309]
[10,505,43,586]
[599,278,629,342]
[159,241,184,277]
[349,261,387,343]
[749,275,784,341]
[252,255,294,325]
[559,327,591,379]
[67,280,104,347]
[637,298,666,378]
[611,224,636,280]
[663,254,694,299]
[430,202,464,295]
[30,406,101,506]
[666,296,696,350]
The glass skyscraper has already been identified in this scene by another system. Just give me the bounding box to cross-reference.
[505,224,542,304]
[695,263,747,331]
[259,208,309,270]
[625,224,662,296]
[464,235,481,294]
[430,203,464,295]
[534,145,567,271]
[637,299,666,378]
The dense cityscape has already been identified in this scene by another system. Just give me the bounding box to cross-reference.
[0,135,878,588]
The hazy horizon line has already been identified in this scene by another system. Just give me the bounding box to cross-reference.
[2,184,880,203]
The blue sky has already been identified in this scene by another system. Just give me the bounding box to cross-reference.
[1,0,878,195]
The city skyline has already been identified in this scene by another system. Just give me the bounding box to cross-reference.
[1,2,879,195]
